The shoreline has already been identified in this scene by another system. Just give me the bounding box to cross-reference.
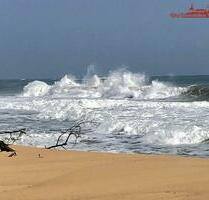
[1,145,209,200]
[12,144,209,160]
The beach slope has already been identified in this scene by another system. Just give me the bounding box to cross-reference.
[0,146,209,200]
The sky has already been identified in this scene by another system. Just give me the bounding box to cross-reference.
[0,0,209,79]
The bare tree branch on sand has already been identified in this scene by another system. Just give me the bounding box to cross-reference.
[0,129,27,157]
[46,119,98,150]
[0,116,99,156]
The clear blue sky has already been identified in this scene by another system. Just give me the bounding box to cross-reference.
[0,0,209,79]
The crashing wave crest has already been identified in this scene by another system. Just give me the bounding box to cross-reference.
[22,70,186,100]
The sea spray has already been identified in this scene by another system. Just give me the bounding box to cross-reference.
[23,81,51,97]
[21,70,185,100]
[1,70,209,156]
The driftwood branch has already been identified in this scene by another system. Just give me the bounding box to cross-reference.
[0,141,16,157]
[0,116,99,154]
[0,128,27,157]
[0,128,27,144]
[46,119,97,150]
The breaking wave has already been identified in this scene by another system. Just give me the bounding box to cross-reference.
[22,70,186,100]
[2,69,209,156]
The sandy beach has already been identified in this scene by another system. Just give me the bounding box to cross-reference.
[0,146,208,200]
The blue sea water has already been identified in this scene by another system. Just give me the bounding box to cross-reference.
[1,71,209,157]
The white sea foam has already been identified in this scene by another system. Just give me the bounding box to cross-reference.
[0,70,209,156]
[0,95,209,146]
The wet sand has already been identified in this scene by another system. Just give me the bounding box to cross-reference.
[0,145,209,200]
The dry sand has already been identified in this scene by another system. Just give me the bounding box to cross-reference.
[0,146,209,200]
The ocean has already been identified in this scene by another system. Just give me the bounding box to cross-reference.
[1,70,209,157]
